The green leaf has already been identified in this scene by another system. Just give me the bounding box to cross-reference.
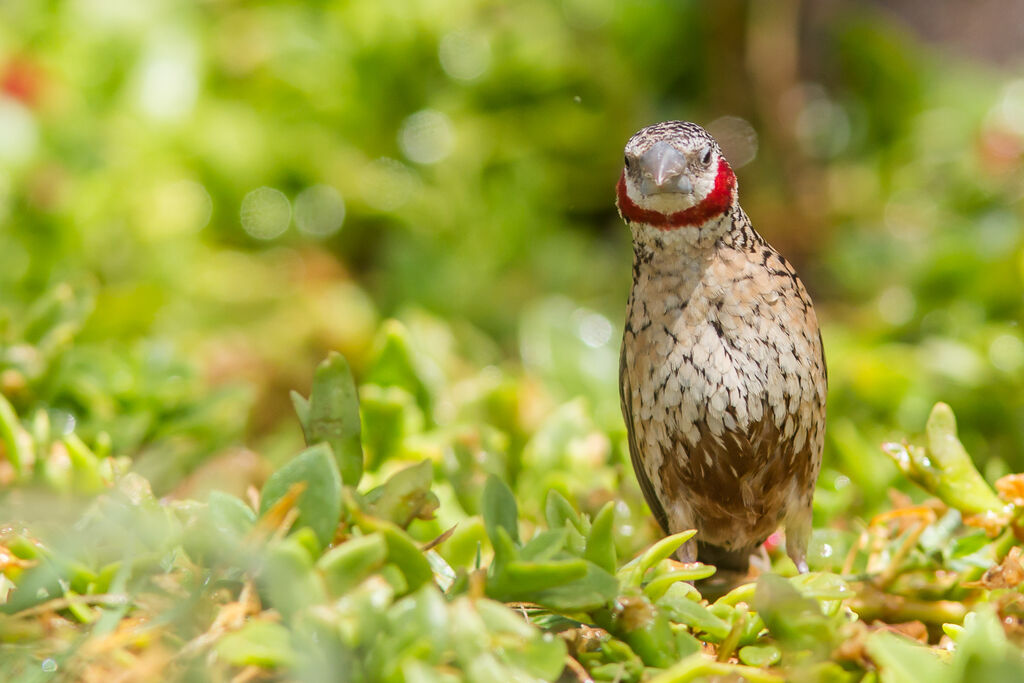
[657,590,731,640]
[752,573,834,655]
[365,320,432,415]
[207,490,256,538]
[948,607,1024,682]
[476,600,566,680]
[260,443,343,549]
[498,558,589,593]
[62,433,106,494]
[865,631,947,683]
[520,528,568,562]
[317,533,388,597]
[789,572,853,601]
[439,516,487,569]
[290,391,310,433]
[0,393,33,477]
[584,502,617,573]
[738,644,781,667]
[300,352,364,488]
[363,460,438,528]
[360,384,424,472]
[544,490,583,533]
[642,565,717,600]
[620,529,698,586]
[476,598,536,638]
[543,490,587,555]
[359,517,434,593]
[513,633,567,680]
[482,475,519,545]
[489,525,520,570]
[216,620,296,668]
[616,596,678,668]
[883,403,1007,518]
[260,536,328,619]
[527,561,619,611]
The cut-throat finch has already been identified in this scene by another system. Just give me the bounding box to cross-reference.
[617,121,826,573]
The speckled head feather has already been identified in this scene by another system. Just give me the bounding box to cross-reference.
[617,121,737,230]
[623,121,717,158]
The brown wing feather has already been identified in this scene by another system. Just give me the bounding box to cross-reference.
[619,344,670,534]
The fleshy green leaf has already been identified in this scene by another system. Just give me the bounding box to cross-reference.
[365,320,432,415]
[358,517,434,593]
[616,596,678,668]
[317,533,388,597]
[520,528,568,562]
[865,631,947,683]
[753,573,834,655]
[216,620,296,668]
[544,490,583,533]
[584,502,617,573]
[360,384,424,472]
[789,572,853,601]
[883,403,1008,518]
[620,529,698,586]
[260,536,328,619]
[0,393,33,477]
[482,474,519,545]
[302,352,364,488]
[207,490,256,538]
[526,561,619,611]
[260,443,343,549]
[363,459,438,528]
[657,589,731,640]
[497,558,589,593]
[642,565,717,600]
[290,391,310,433]
[739,644,782,667]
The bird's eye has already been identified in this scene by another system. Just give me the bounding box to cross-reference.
[700,146,713,166]
[624,155,631,169]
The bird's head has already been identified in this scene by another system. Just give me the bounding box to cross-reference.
[616,121,737,230]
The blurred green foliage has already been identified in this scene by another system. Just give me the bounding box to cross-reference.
[1,0,1022,494]
[4,345,1024,681]
[2,0,1024,680]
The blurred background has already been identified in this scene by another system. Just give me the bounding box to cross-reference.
[1,0,1023,528]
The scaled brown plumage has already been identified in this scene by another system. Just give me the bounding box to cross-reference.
[617,121,826,573]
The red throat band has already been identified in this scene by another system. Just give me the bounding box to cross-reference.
[616,160,735,229]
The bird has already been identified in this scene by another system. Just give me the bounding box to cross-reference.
[616,121,826,574]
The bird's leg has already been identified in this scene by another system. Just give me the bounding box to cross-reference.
[786,504,812,574]
[674,538,698,563]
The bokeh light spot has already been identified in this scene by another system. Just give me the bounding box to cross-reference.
[136,37,200,122]
[438,31,491,82]
[294,184,346,237]
[794,85,850,158]
[0,96,39,164]
[150,180,212,236]
[996,79,1024,136]
[989,334,1024,373]
[399,109,454,165]
[876,286,915,325]
[361,158,419,211]
[707,116,758,169]
[240,187,291,240]
[572,308,613,348]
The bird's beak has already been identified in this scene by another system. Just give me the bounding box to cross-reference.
[639,141,693,196]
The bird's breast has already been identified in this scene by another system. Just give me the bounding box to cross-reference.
[623,248,821,459]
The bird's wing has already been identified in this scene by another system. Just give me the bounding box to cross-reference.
[619,342,670,534]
